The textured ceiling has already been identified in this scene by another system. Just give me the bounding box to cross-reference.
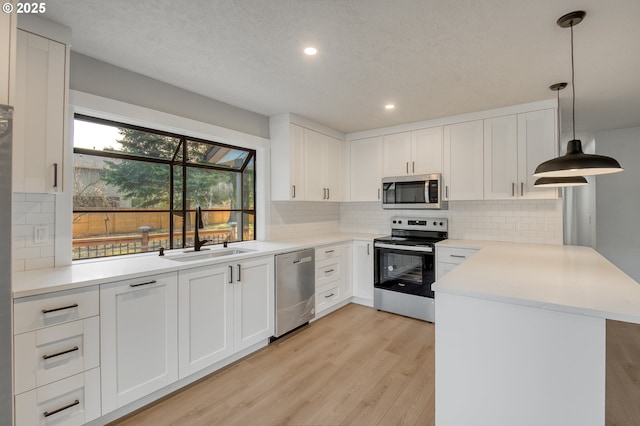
[43,0,640,135]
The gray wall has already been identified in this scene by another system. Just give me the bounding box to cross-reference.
[69,52,270,139]
[595,126,640,283]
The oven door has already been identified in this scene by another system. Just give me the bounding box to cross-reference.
[374,243,435,298]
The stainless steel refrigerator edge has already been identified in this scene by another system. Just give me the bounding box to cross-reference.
[0,105,14,425]
[274,249,315,338]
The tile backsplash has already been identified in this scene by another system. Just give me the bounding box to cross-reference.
[12,196,563,272]
[339,199,563,244]
[12,193,56,272]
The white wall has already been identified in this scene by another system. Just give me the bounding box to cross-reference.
[595,126,640,283]
[70,52,269,139]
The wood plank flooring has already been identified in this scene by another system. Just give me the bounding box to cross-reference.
[606,319,640,426]
[113,304,435,426]
[112,305,640,426]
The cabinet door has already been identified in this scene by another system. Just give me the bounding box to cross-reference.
[289,124,306,200]
[100,274,178,414]
[518,109,558,199]
[178,264,233,379]
[341,243,353,299]
[350,136,383,202]
[234,256,274,352]
[411,127,443,175]
[14,30,66,193]
[443,120,484,200]
[324,134,343,201]
[383,132,411,176]
[352,240,374,305]
[484,115,518,200]
[303,129,328,201]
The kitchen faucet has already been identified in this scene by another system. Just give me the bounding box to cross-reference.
[193,205,209,251]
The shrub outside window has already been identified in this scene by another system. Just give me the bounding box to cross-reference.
[72,115,256,260]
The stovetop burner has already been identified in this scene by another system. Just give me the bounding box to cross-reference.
[375,216,449,246]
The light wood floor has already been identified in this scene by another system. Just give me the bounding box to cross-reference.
[112,305,640,426]
[113,304,436,426]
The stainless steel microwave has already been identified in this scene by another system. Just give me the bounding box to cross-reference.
[381,173,448,210]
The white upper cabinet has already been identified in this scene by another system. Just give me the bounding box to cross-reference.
[517,109,558,199]
[411,126,443,175]
[13,28,68,193]
[270,114,343,202]
[270,117,305,200]
[382,127,443,177]
[0,5,16,105]
[484,115,519,199]
[383,132,412,176]
[443,120,484,200]
[349,136,383,202]
[304,129,343,201]
[484,110,557,200]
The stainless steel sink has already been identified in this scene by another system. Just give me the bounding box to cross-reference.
[163,248,254,262]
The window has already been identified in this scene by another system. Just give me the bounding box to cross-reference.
[72,115,256,260]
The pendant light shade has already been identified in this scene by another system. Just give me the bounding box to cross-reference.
[533,10,623,178]
[534,175,588,188]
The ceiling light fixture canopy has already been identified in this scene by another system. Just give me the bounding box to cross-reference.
[533,11,623,178]
[303,47,317,56]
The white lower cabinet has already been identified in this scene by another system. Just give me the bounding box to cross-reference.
[15,368,101,426]
[100,273,178,414]
[13,286,101,426]
[178,264,234,378]
[352,240,374,305]
[436,246,479,280]
[178,256,274,379]
[315,243,352,315]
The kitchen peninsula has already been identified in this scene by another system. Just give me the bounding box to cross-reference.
[433,241,640,426]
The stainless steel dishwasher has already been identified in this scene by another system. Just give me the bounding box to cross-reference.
[273,248,315,339]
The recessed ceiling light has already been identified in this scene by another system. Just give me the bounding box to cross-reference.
[304,47,317,56]
[385,104,395,110]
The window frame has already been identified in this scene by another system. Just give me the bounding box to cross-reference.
[72,114,257,260]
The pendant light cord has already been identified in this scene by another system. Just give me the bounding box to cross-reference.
[571,23,576,140]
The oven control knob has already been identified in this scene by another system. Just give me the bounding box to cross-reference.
[433,221,437,226]
[398,220,402,224]
[392,220,397,224]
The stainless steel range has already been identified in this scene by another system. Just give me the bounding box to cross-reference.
[374,216,448,322]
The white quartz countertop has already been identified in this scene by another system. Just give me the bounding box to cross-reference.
[13,233,380,298]
[433,240,640,324]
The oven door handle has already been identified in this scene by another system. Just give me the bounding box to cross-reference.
[374,243,433,253]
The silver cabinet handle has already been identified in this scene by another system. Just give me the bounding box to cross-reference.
[327,188,330,199]
[53,163,58,189]
[229,265,233,283]
[323,188,327,199]
[325,269,334,274]
[44,400,80,418]
[42,303,78,314]
[325,293,335,298]
[367,243,370,255]
[450,254,467,258]
[412,161,415,174]
[521,182,524,197]
[377,188,380,199]
[43,346,79,360]
[406,162,409,174]
[325,249,334,254]
[445,185,449,199]
[512,183,515,197]
[130,280,157,288]
[237,264,242,282]
[292,185,296,199]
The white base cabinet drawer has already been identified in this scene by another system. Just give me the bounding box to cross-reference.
[14,286,99,334]
[315,245,344,262]
[316,257,343,287]
[437,247,478,265]
[15,367,101,426]
[14,317,99,395]
[316,282,340,312]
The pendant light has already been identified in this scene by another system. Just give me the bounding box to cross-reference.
[533,11,623,178]
[534,83,587,187]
